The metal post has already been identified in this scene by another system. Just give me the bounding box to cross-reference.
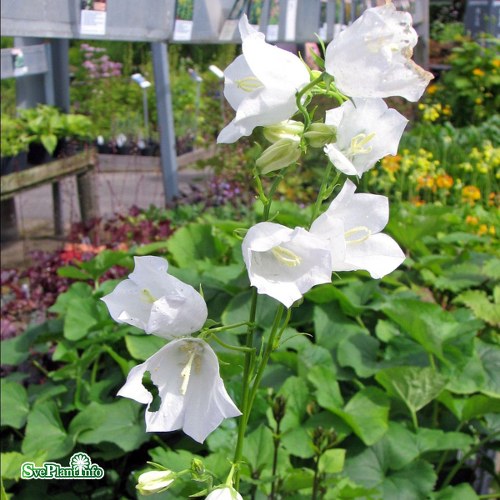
[14,37,48,109]
[151,42,179,203]
[142,87,150,139]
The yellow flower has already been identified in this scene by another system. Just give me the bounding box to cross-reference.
[492,59,500,69]
[427,84,438,95]
[436,174,453,189]
[381,155,401,173]
[462,185,481,204]
[472,68,485,77]
[475,98,483,105]
[465,215,479,226]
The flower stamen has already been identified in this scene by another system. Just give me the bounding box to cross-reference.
[141,288,157,303]
[345,226,371,244]
[235,76,264,93]
[180,349,197,395]
[271,246,302,267]
[347,132,376,157]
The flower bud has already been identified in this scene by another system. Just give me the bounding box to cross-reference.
[191,458,205,477]
[263,120,304,143]
[304,123,337,148]
[256,138,301,174]
[136,469,176,496]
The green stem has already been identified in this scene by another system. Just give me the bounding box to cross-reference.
[296,74,325,129]
[205,321,251,334]
[264,170,286,220]
[247,305,287,414]
[441,430,500,488]
[210,335,255,354]
[309,162,333,226]
[233,288,258,489]
[436,423,464,476]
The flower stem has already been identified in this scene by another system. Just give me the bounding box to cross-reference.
[233,288,258,489]
[210,335,255,354]
[296,74,325,130]
[309,162,334,226]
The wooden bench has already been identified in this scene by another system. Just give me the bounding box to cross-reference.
[1,148,98,240]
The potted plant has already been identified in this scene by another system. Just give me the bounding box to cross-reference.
[18,104,93,165]
[0,114,30,176]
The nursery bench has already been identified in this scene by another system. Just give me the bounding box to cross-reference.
[1,148,98,239]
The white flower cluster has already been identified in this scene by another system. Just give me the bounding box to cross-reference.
[102,256,241,444]
[218,3,432,308]
[101,5,431,494]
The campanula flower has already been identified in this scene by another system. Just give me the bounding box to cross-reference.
[101,256,207,339]
[242,222,333,307]
[310,180,405,278]
[325,1,433,101]
[118,338,241,443]
[217,15,310,143]
[324,98,408,177]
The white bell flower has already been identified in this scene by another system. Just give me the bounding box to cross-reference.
[324,98,408,177]
[118,337,241,443]
[206,486,243,500]
[101,256,207,339]
[310,180,405,278]
[242,222,333,308]
[217,15,310,143]
[324,1,433,101]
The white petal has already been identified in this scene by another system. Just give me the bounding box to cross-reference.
[207,487,243,500]
[118,338,240,443]
[324,144,358,176]
[324,180,389,235]
[343,232,406,278]
[325,99,407,177]
[242,223,333,307]
[102,256,207,338]
[101,279,150,330]
[325,3,433,101]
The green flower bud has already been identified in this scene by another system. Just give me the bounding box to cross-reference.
[304,123,337,148]
[263,120,304,143]
[256,138,301,174]
[136,470,176,496]
[191,458,205,476]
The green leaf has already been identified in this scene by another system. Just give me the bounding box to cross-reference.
[376,366,447,414]
[243,425,274,474]
[167,223,222,268]
[330,387,390,446]
[1,451,46,480]
[40,133,57,155]
[313,303,367,350]
[57,265,92,280]
[454,290,500,327]
[125,334,168,361]
[318,449,345,474]
[430,483,479,500]
[345,447,436,500]
[382,299,456,361]
[22,401,74,460]
[0,380,29,429]
[308,365,344,410]
[415,428,473,454]
[69,400,148,452]
[476,339,500,397]
[49,282,93,314]
[337,333,380,378]
[63,296,100,340]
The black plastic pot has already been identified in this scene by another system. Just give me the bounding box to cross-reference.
[1,152,28,176]
[27,142,52,165]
